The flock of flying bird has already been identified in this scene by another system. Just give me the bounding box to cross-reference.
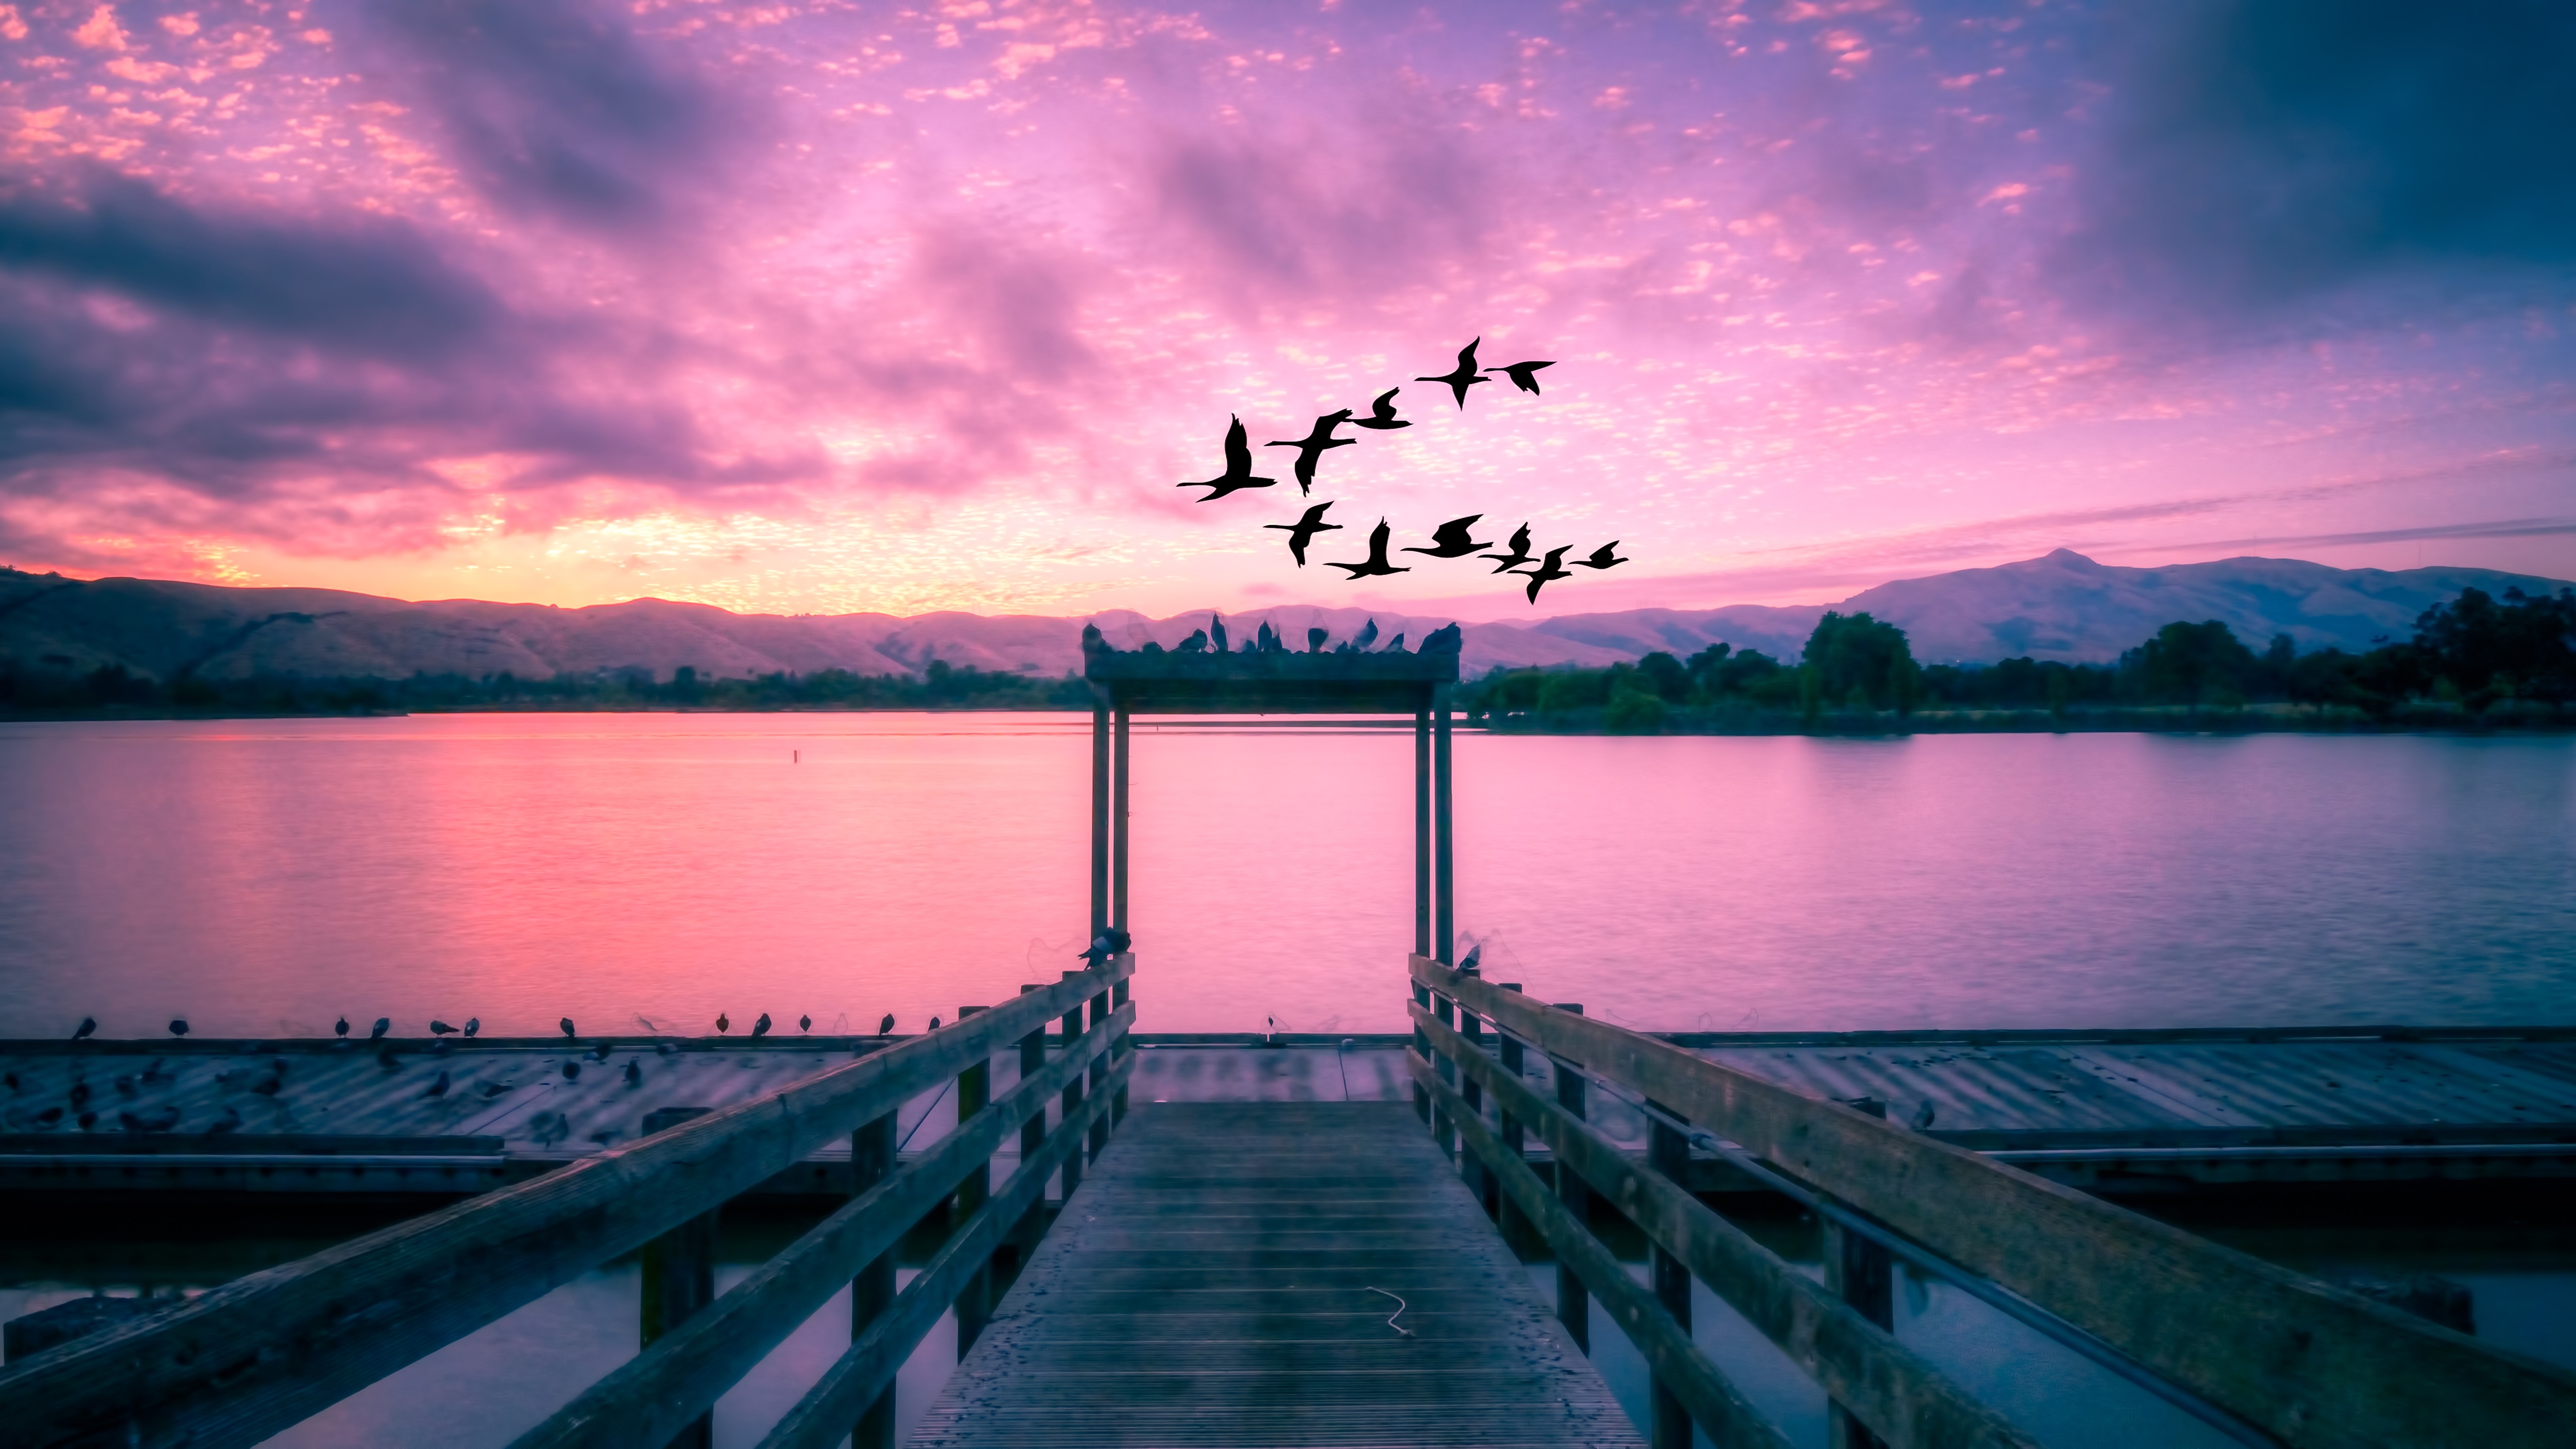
[1181,339,1629,603]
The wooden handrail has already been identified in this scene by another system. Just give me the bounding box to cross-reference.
[759,1049,1136,1449]
[0,957,1132,1449]
[1412,955,2576,1449]
[1414,1004,2037,1449]
[512,1001,1134,1449]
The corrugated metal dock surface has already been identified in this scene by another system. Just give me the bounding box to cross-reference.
[910,1102,1640,1449]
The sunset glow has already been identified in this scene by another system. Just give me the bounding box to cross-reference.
[4,1,2571,618]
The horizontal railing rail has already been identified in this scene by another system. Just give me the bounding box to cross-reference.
[0,956,1133,1449]
[1409,954,2576,1449]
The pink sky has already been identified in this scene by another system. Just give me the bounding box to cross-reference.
[2,1,2570,619]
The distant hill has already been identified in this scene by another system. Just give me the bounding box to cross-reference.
[4,550,2566,684]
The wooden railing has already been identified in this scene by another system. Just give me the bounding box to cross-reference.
[1406,954,2576,1449]
[0,957,1136,1449]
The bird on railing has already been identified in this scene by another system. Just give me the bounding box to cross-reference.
[430,1020,458,1036]
[799,1014,812,1033]
[716,1012,731,1034]
[334,1016,350,1038]
[591,1040,614,1062]
[1458,944,1482,976]
[1078,927,1132,967]
[168,1018,189,1038]
[928,1015,942,1031]
[558,1017,577,1040]
[424,1070,450,1099]
[1353,617,1380,650]
[371,1017,391,1041]
[72,1016,97,1041]
[624,1059,642,1087]
[752,1013,773,1039]
[878,1012,897,1035]
[463,1017,480,1038]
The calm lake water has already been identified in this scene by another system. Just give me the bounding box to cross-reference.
[3,714,2573,1037]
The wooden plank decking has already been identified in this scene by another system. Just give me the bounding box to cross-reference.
[911,1101,1642,1448]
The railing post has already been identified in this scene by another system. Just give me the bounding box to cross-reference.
[1647,1098,1695,1449]
[1550,1006,1589,1353]
[953,1005,992,1355]
[1827,1096,1895,1449]
[1495,985,1532,1246]
[1110,973,1132,1125]
[1012,985,1048,1268]
[1410,978,1432,1124]
[849,1103,899,1449]
[639,1107,716,1449]
[1059,972,1088,1200]
[1087,985,1113,1158]
[1112,707,1130,933]
[1430,991,1459,1161]
[1414,710,1431,959]
[1433,684,1455,965]
[1460,999,1493,1218]
[1090,692,1110,940]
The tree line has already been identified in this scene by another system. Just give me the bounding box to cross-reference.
[0,657,1095,716]
[1462,585,2576,732]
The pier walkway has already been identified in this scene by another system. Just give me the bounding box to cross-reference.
[913,1101,1636,1448]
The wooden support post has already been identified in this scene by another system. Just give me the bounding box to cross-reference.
[848,1105,898,1449]
[1495,984,1532,1246]
[1648,1098,1695,1449]
[1110,976,1131,1125]
[1459,1000,1490,1216]
[1433,684,1455,966]
[1087,988,1113,1159]
[1011,986,1047,1269]
[1111,707,1130,933]
[1413,707,1431,958]
[639,1107,716,1449]
[1059,974,1087,1201]
[1551,1007,1589,1353]
[1827,1096,1894,1449]
[1410,980,1432,1124]
[1089,694,1110,940]
[952,1006,992,1357]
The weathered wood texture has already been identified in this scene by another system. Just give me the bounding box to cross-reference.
[1415,1006,2040,1449]
[1415,956,2576,1449]
[910,1101,1643,1448]
[0,958,1131,1449]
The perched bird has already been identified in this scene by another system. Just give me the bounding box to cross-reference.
[1078,928,1133,967]
[878,1013,897,1035]
[591,1040,614,1062]
[753,1012,773,1039]
[430,1019,458,1036]
[927,1015,942,1031]
[1487,358,1555,395]
[558,1017,576,1040]
[1459,944,1483,975]
[477,1080,514,1099]
[716,1012,731,1034]
[370,1017,390,1041]
[561,1060,581,1081]
[1485,524,1537,573]
[1264,411,1356,496]
[463,1017,480,1038]
[1178,416,1279,501]
[168,1018,189,1038]
[1572,541,1628,571]
[1354,618,1380,650]
[207,1105,242,1135]
[1352,387,1411,430]
[1262,502,1343,567]
[424,1070,451,1099]
[624,1059,642,1087]
[334,1016,350,1038]
[1911,1100,1937,1131]
[1323,518,1412,580]
[799,1014,812,1033]
[1514,545,1574,603]
[1210,613,1230,653]
[1401,514,1492,559]
[72,1017,96,1041]
[1416,339,1489,409]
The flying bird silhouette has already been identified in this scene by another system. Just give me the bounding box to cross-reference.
[1353,387,1411,430]
[752,1012,773,1039]
[1487,359,1555,394]
[1485,524,1537,574]
[1572,541,1628,570]
[1416,339,1489,409]
[878,1012,897,1035]
[1265,411,1355,495]
[1323,519,1413,579]
[334,1016,350,1038]
[1179,416,1279,501]
[558,1017,576,1040]
[1263,502,1343,566]
[1514,545,1574,603]
[72,1017,96,1041]
[1401,514,1492,559]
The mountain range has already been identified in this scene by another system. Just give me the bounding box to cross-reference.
[4,550,2566,685]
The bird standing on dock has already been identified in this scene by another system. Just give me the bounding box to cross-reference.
[334,1016,350,1038]
[624,1059,642,1087]
[753,1012,772,1039]
[558,1017,576,1040]
[168,1018,189,1038]
[561,1061,581,1081]
[424,1070,450,1099]
[879,1012,897,1035]
[928,1015,942,1031]
[591,1040,614,1062]
[72,1017,96,1041]
[1178,416,1279,501]
[371,1017,390,1041]
[1911,1100,1937,1131]
[430,1020,457,1036]
[1079,928,1132,967]
[464,1017,480,1038]
[1416,339,1489,409]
